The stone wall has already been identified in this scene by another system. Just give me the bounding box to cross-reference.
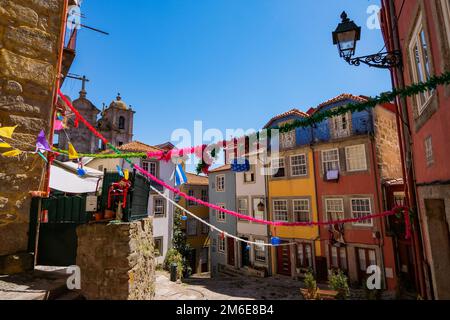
[76,219,156,300]
[0,0,65,260]
[373,105,403,180]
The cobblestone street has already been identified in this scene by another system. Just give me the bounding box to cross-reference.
[155,271,304,300]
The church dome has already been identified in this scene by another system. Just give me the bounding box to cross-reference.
[109,93,128,110]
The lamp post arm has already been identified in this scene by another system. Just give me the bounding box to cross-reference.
[345,50,402,69]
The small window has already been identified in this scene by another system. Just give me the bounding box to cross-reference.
[98,165,104,172]
[216,175,225,192]
[351,198,373,226]
[330,246,347,271]
[293,199,310,223]
[291,154,308,177]
[425,136,434,166]
[188,190,196,206]
[118,141,123,147]
[143,161,157,177]
[255,240,266,262]
[280,131,296,149]
[218,236,226,253]
[296,243,313,268]
[332,113,351,138]
[238,198,249,216]
[216,204,226,222]
[119,116,126,130]
[409,15,433,115]
[187,219,197,236]
[271,158,286,178]
[322,149,340,173]
[273,200,289,222]
[53,133,60,147]
[345,144,367,172]
[253,198,266,220]
[440,0,450,47]
[154,198,165,217]
[154,238,163,257]
[244,167,255,183]
[326,199,344,221]
[201,189,208,202]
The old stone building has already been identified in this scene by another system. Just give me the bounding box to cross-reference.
[0,0,69,273]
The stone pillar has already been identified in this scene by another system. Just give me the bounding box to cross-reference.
[0,0,66,272]
[76,219,156,300]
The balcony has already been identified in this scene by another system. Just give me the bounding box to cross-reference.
[61,26,78,84]
[237,220,269,236]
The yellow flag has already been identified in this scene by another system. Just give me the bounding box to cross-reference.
[124,169,129,181]
[2,149,22,157]
[0,142,12,149]
[0,125,18,139]
[68,143,79,160]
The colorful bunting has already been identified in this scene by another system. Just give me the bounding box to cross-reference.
[0,125,18,139]
[116,165,124,177]
[54,120,64,132]
[68,143,79,160]
[2,149,22,157]
[0,142,12,149]
[36,130,52,152]
[124,169,129,181]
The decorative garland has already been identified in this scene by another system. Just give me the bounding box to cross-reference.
[58,88,412,237]
[53,147,147,159]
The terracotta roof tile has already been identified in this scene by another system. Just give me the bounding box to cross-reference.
[116,141,162,153]
[264,108,308,128]
[313,94,368,112]
[209,164,231,173]
[185,173,209,186]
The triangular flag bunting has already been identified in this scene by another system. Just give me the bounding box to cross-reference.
[36,130,52,152]
[0,125,18,139]
[0,142,12,149]
[2,149,22,157]
[124,169,129,181]
[68,143,79,160]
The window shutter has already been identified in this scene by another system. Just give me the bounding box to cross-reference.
[339,148,347,173]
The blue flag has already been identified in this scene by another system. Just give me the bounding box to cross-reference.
[174,164,188,187]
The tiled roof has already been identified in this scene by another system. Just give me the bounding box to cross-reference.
[313,94,368,112]
[185,173,209,186]
[264,108,308,128]
[117,141,162,153]
[209,164,231,173]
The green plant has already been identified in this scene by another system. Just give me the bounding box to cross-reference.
[163,248,184,279]
[329,270,350,300]
[172,210,193,277]
[302,271,318,300]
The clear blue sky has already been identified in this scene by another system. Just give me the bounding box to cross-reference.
[63,0,390,148]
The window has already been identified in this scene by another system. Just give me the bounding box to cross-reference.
[154,198,165,217]
[326,199,344,221]
[253,198,266,220]
[201,189,208,202]
[330,246,347,271]
[273,200,289,222]
[440,0,450,47]
[216,175,225,192]
[53,133,59,147]
[187,219,197,236]
[238,198,249,216]
[244,167,255,183]
[351,198,373,226]
[409,16,433,115]
[119,116,126,130]
[322,149,340,173]
[280,131,296,149]
[154,238,163,257]
[202,218,209,234]
[218,236,226,253]
[291,154,308,177]
[345,145,367,172]
[98,165,104,172]
[143,161,157,176]
[425,136,434,166]
[332,113,351,138]
[255,240,266,262]
[293,199,310,223]
[216,204,226,222]
[296,243,313,268]
[188,190,196,206]
[118,141,123,147]
[271,158,286,178]
[357,248,376,272]
[394,192,406,207]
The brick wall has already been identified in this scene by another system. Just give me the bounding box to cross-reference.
[76,219,156,300]
[0,0,66,257]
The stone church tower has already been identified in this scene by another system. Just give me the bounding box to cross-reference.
[98,94,135,150]
[59,85,100,154]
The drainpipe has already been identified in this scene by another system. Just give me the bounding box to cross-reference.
[384,0,428,298]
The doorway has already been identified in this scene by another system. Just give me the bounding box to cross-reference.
[241,238,250,268]
[277,242,291,276]
[227,237,235,267]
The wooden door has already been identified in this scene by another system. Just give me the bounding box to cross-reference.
[227,238,235,267]
[356,248,376,284]
[277,243,291,276]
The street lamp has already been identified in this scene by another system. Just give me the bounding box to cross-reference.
[332,11,401,69]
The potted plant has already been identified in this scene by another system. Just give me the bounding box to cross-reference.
[301,271,318,300]
[329,270,350,300]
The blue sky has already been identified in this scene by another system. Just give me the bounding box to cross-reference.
[63,0,390,148]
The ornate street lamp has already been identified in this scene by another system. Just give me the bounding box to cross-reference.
[332,11,401,69]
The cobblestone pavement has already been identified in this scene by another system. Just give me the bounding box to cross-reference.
[155,271,304,300]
